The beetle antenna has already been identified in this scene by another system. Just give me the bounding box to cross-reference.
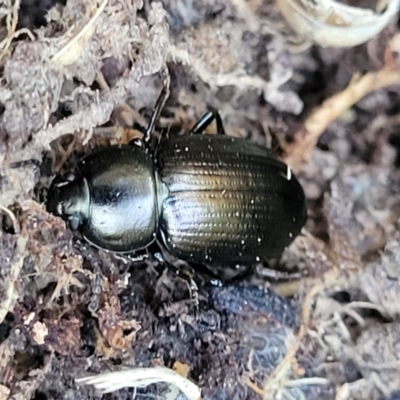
[143,66,171,149]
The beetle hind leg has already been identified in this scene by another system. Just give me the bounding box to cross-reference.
[190,109,226,135]
[191,262,254,284]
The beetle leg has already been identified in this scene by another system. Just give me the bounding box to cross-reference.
[153,252,199,313]
[190,109,226,135]
[257,264,302,280]
[113,251,148,264]
[89,268,103,314]
[189,262,254,284]
[73,240,102,314]
[224,264,254,283]
[10,158,41,168]
[141,66,171,150]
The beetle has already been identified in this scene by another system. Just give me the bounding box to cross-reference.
[47,70,307,282]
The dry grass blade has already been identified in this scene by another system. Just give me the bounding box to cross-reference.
[0,205,20,234]
[0,236,27,324]
[51,0,109,67]
[76,367,202,400]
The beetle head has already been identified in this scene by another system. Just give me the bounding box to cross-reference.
[47,173,90,231]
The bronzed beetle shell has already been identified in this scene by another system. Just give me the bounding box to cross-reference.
[157,134,306,268]
[47,132,306,280]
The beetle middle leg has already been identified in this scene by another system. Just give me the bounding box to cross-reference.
[153,251,199,313]
[190,109,226,135]
[113,251,148,265]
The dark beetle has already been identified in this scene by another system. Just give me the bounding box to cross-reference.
[47,73,307,281]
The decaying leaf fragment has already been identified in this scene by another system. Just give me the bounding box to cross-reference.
[97,295,141,350]
[278,0,400,47]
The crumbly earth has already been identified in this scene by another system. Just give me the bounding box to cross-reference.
[1,0,400,399]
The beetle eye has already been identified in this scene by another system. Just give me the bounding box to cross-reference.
[68,216,80,231]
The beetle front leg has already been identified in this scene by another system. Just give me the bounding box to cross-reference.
[140,66,171,150]
[190,109,226,135]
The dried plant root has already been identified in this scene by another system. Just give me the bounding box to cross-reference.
[284,67,400,167]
